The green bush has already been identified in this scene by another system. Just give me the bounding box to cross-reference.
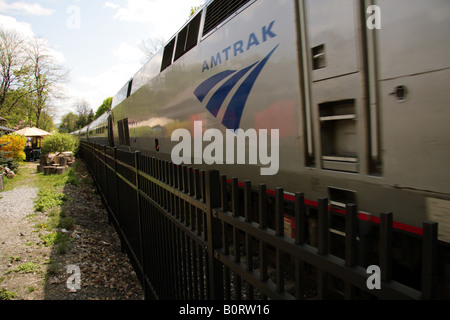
[41,133,79,155]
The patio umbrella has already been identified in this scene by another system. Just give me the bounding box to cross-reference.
[14,127,51,137]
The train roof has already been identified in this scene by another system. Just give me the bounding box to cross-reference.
[88,111,109,129]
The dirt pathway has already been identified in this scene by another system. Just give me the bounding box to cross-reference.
[0,161,144,300]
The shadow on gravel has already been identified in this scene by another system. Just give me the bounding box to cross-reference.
[42,160,144,300]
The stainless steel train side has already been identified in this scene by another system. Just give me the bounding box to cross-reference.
[78,0,450,248]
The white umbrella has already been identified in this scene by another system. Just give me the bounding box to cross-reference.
[14,127,52,137]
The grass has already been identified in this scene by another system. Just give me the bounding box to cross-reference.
[9,256,22,263]
[34,189,68,212]
[0,288,17,300]
[39,231,72,248]
[1,165,36,192]
[1,161,79,194]
[31,164,82,214]
[47,208,74,231]
[5,262,41,275]
[30,167,79,255]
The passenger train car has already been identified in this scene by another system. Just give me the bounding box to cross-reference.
[76,0,450,259]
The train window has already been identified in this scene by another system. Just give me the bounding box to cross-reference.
[161,38,176,72]
[118,120,124,145]
[186,13,201,51]
[203,0,252,36]
[174,24,189,61]
[117,118,130,146]
[126,79,133,98]
[108,116,114,147]
[174,12,202,62]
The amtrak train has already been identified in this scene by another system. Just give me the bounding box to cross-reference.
[76,0,450,254]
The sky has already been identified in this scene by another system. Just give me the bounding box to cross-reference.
[0,0,206,123]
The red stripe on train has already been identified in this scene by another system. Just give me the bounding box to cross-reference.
[227,179,423,236]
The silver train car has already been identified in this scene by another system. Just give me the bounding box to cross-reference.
[78,0,450,252]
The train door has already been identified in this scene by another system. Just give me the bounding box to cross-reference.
[298,0,380,175]
[107,114,114,147]
[375,0,450,195]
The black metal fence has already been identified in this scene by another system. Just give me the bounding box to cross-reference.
[79,141,439,300]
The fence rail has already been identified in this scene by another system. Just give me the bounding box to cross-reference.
[79,141,438,300]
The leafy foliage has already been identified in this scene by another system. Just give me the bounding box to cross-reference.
[41,132,79,155]
[0,29,68,130]
[59,97,112,133]
[94,97,112,120]
[0,134,26,162]
[0,142,13,178]
[0,141,11,169]
[59,112,78,133]
[190,6,201,17]
[34,188,68,212]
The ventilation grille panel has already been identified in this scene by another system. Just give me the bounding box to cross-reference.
[203,0,251,36]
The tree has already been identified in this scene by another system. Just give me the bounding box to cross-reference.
[1,30,70,130]
[0,29,29,113]
[39,111,55,132]
[87,109,94,124]
[74,99,92,129]
[140,36,165,62]
[25,37,69,129]
[94,97,112,119]
[190,6,201,17]
[41,132,79,155]
[59,112,79,133]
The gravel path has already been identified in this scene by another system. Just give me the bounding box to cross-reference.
[0,186,38,220]
[0,162,144,300]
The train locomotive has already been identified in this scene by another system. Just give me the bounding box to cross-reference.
[75,0,450,291]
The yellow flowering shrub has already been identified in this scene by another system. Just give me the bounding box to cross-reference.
[0,134,27,162]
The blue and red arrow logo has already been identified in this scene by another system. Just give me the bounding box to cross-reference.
[194,45,279,130]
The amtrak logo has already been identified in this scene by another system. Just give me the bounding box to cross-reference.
[194,45,279,130]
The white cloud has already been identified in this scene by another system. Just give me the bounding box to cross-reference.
[76,62,141,107]
[0,15,65,68]
[103,2,120,10]
[48,47,66,64]
[0,0,54,16]
[114,42,144,63]
[0,14,34,37]
[104,0,205,38]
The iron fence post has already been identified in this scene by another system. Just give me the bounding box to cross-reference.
[205,170,223,300]
[134,150,149,299]
[422,221,438,299]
